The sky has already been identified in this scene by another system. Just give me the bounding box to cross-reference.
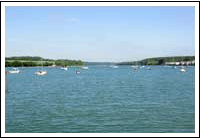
[5,6,195,62]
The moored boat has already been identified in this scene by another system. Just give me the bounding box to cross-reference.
[9,68,21,73]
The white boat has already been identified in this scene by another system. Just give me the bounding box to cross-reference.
[35,60,47,75]
[131,65,139,68]
[112,66,118,68]
[180,66,187,72]
[82,66,88,69]
[34,71,48,75]
[110,65,118,68]
[9,68,20,73]
[61,67,68,70]
[75,70,81,74]
[140,66,145,68]
[147,67,151,70]
[131,65,139,70]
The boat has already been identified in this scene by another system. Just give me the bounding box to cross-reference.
[61,67,68,70]
[110,65,118,68]
[172,57,177,69]
[131,65,139,70]
[147,67,151,70]
[112,66,118,68]
[34,60,47,75]
[75,70,81,74]
[82,66,88,70]
[9,68,21,73]
[180,66,187,73]
[34,71,48,75]
[140,66,145,68]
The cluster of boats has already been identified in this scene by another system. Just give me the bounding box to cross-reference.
[5,65,188,76]
[5,66,89,76]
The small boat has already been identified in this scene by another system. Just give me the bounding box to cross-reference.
[140,66,145,68]
[112,66,118,68]
[180,66,187,73]
[147,67,151,70]
[75,70,81,74]
[9,68,21,73]
[82,66,88,70]
[34,71,48,75]
[61,66,68,70]
[132,65,139,70]
[34,60,47,75]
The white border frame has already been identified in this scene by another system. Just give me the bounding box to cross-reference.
[1,2,199,138]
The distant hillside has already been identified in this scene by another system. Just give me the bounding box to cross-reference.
[116,56,195,65]
[85,62,113,65]
[5,56,84,67]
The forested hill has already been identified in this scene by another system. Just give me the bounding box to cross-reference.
[5,56,84,67]
[116,56,195,65]
[85,62,113,65]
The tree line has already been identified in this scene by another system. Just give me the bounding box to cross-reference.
[5,61,54,67]
[117,56,195,65]
[5,56,84,67]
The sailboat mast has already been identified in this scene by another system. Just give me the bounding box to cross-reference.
[41,59,43,71]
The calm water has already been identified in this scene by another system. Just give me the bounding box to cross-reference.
[5,65,195,133]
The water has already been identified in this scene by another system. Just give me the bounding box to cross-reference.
[5,66,195,133]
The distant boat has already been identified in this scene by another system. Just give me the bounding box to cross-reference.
[110,65,118,68]
[34,71,48,75]
[131,65,139,70]
[140,66,145,68]
[9,68,21,73]
[147,67,151,70]
[61,67,68,70]
[180,66,187,73]
[75,70,81,74]
[112,66,119,68]
[82,66,88,70]
[34,60,47,75]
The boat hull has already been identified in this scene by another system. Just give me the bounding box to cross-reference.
[35,71,48,75]
[9,71,20,73]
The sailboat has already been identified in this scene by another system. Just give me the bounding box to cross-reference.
[172,57,176,69]
[9,67,21,73]
[131,61,139,70]
[180,57,187,72]
[34,60,47,75]
[61,65,68,70]
[110,62,118,68]
[81,62,89,69]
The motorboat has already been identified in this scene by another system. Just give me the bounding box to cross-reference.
[34,71,48,75]
[140,66,145,68]
[82,66,88,70]
[112,66,119,68]
[147,67,151,70]
[61,67,68,70]
[75,70,81,74]
[9,68,20,73]
[180,66,187,73]
[131,65,139,70]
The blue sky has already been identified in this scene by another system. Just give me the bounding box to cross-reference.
[6,6,195,62]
